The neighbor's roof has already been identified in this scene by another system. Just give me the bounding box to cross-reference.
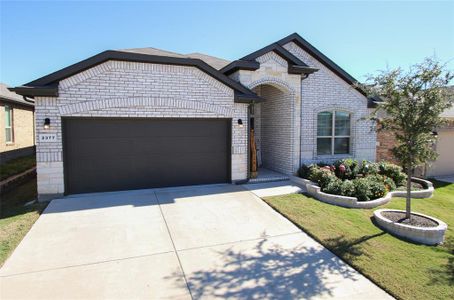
[120,47,231,70]
[441,86,454,119]
[0,83,34,107]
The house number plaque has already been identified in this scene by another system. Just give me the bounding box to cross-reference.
[39,134,57,142]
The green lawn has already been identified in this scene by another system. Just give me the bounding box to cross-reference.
[0,178,47,266]
[0,155,36,181]
[263,180,454,300]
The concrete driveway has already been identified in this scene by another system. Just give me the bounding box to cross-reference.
[1,184,391,299]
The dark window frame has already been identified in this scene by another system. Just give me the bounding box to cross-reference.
[316,110,351,156]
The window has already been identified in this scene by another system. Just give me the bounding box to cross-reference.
[5,105,13,143]
[317,110,351,155]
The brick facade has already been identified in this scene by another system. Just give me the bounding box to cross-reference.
[35,61,248,199]
[283,42,376,164]
[0,103,34,152]
[33,39,378,200]
[376,125,399,163]
[231,52,302,174]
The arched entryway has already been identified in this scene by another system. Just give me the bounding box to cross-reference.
[249,82,296,176]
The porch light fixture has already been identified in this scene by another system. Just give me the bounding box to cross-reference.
[237,119,244,128]
[44,118,51,129]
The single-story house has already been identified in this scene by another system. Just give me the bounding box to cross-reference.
[11,33,378,200]
[0,83,35,163]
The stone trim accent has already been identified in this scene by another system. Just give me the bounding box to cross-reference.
[374,209,447,245]
[59,97,235,117]
[248,77,296,95]
[301,177,433,209]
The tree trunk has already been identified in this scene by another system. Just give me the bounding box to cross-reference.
[405,164,412,220]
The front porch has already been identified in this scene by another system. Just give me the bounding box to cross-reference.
[247,81,301,181]
[248,168,290,184]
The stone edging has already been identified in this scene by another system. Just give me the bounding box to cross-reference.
[373,209,447,245]
[290,176,434,209]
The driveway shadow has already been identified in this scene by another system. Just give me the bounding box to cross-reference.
[43,184,245,214]
[180,236,361,299]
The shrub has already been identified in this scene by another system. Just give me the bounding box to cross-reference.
[322,178,343,194]
[368,180,387,199]
[359,160,380,176]
[308,167,337,189]
[340,180,356,197]
[383,176,397,191]
[333,158,359,180]
[298,164,312,179]
[306,159,405,201]
[378,162,407,186]
[353,178,370,201]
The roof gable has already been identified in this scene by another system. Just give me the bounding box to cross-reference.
[221,42,318,76]
[11,51,262,103]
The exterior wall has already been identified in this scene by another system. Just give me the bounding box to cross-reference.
[427,128,454,177]
[254,86,294,174]
[232,52,302,174]
[376,125,399,163]
[0,102,34,152]
[283,42,376,164]
[35,61,248,199]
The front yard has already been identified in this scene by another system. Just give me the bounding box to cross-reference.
[0,178,46,266]
[263,180,454,300]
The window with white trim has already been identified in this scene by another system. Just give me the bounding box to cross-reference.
[5,105,13,143]
[317,110,351,155]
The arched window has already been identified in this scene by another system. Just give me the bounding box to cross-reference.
[317,110,351,155]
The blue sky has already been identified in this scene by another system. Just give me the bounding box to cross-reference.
[1,1,453,86]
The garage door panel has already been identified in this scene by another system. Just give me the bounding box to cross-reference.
[63,118,230,194]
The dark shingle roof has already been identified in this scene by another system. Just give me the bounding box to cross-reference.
[0,83,34,107]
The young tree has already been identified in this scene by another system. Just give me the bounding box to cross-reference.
[365,58,453,219]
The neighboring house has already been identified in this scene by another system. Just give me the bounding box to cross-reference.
[426,87,454,177]
[376,86,454,178]
[0,83,35,163]
[11,33,377,200]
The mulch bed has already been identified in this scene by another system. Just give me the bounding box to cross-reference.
[396,182,424,191]
[382,211,438,227]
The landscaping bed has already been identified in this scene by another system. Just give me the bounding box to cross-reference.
[297,159,433,208]
[263,180,454,300]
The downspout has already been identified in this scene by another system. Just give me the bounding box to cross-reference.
[299,74,309,170]
[246,103,252,182]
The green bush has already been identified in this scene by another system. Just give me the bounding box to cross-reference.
[378,162,407,186]
[298,164,314,179]
[359,160,380,176]
[353,178,370,201]
[340,180,356,197]
[333,158,359,180]
[368,180,387,199]
[309,167,337,189]
[383,176,397,191]
[322,177,343,194]
[299,159,406,201]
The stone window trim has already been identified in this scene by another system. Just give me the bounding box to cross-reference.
[314,107,355,158]
[4,105,14,144]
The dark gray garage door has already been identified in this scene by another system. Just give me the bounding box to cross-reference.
[63,118,231,194]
